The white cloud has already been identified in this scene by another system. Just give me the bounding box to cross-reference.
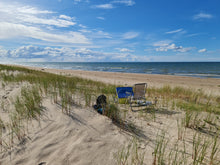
[176,47,192,53]
[19,15,76,27]
[166,28,183,34]
[79,29,92,33]
[198,48,207,53]
[92,4,114,9]
[0,48,8,57]
[155,47,168,52]
[116,48,134,52]
[97,17,105,20]
[92,0,135,9]
[154,42,192,53]
[0,22,89,44]
[111,0,135,6]
[193,12,213,20]
[59,15,74,21]
[79,29,111,39]
[122,32,139,39]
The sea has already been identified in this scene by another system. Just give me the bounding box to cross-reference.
[11,62,220,79]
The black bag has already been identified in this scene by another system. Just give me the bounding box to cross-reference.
[96,95,107,106]
[93,95,107,114]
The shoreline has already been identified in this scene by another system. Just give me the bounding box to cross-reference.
[11,64,220,96]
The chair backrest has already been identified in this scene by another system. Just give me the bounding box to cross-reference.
[133,83,147,99]
[116,87,134,99]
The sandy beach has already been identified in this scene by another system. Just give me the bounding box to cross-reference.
[0,65,220,165]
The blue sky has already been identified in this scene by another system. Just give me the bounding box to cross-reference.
[0,0,219,62]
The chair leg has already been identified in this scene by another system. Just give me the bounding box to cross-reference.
[154,97,158,105]
[130,101,134,111]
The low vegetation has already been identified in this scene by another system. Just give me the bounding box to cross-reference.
[148,85,220,114]
[115,138,145,165]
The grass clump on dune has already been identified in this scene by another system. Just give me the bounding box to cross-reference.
[0,118,5,150]
[0,85,43,151]
[115,138,145,165]
[15,86,43,121]
[105,104,121,123]
[148,85,220,114]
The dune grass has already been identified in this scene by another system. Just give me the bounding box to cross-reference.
[148,85,220,114]
[1,85,43,150]
[0,117,5,151]
[14,86,43,121]
[115,138,145,165]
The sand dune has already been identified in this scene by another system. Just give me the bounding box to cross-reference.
[1,97,129,165]
[0,78,129,165]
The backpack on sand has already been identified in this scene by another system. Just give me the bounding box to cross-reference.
[93,95,107,114]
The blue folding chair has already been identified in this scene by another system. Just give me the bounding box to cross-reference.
[115,87,134,103]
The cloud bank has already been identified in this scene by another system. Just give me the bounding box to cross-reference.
[0,1,89,45]
[0,45,139,62]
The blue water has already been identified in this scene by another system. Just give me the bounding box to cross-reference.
[14,62,220,79]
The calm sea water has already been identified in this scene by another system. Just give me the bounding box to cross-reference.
[15,62,220,79]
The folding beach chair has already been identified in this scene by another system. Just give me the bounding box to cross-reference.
[129,83,154,111]
[115,84,156,111]
[115,87,134,104]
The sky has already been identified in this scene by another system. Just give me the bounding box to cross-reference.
[0,0,219,62]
